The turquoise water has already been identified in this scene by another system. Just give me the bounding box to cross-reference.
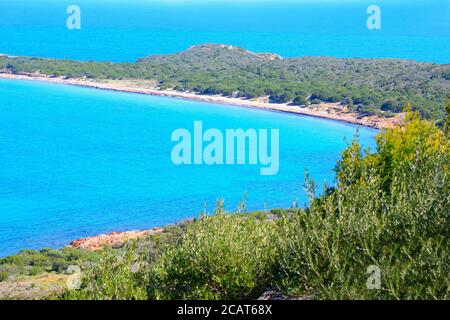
[0,0,449,63]
[0,79,377,256]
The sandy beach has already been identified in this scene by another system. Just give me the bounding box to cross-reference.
[0,72,403,129]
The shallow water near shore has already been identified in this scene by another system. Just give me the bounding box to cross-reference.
[0,78,377,257]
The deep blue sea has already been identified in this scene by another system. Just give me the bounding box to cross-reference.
[0,0,446,256]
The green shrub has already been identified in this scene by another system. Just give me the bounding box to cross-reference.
[28,266,42,276]
[445,94,450,136]
[0,271,9,282]
[51,260,70,273]
[63,243,149,300]
[293,96,308,106]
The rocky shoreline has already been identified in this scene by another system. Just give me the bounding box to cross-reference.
[0,72,403,129]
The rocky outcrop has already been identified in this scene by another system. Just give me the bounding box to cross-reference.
[70,228,164,251]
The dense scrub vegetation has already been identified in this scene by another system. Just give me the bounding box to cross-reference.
[58,105,449,300]
[1,44,449,123]
[0,247,98,282]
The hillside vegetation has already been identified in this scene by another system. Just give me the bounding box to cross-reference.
[1,106,448,300]
[1,44,449,123]
[57,106,448,300]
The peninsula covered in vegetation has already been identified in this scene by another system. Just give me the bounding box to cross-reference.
[1,44,449,127]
